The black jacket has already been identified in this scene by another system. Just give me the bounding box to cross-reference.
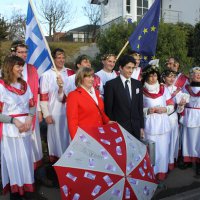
[104,76,144,139]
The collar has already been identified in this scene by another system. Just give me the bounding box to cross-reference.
[120,74,131,85]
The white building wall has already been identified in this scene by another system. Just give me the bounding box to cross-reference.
[97,0,199,27]
[100,0,123,25]
[162,0,200,25]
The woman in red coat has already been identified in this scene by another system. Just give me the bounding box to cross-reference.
[67,67,113,139]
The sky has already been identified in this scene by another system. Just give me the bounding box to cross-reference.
[0,0,90,34]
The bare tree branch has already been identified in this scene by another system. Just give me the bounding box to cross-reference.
[36,0,74,38]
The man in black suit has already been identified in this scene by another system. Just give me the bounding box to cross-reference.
[104,55,144,139]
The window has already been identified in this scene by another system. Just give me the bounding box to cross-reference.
[126,0,131,14]
[137,0,149,22]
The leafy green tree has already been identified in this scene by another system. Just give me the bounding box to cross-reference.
[95,21,136,71]
[0,15,9,41]
[156,22,192,73]
[193,22,200,65]
[0,15,9,66]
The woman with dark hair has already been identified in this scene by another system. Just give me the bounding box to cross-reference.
[161,69,188,170]
[0,56,35,199]
[142,63,173,181]
[67,67,113,139]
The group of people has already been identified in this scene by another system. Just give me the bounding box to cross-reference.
[0,40,199,200]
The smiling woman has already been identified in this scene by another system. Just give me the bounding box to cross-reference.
[0,55,36,199]
[67,67,113,139]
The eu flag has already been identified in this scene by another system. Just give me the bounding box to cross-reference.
[129,0,161,58]
[25,0,53,77]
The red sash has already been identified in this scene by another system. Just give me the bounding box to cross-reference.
[143,84,165,99]
[93,75,101,91]
[0,80,27,95]
[0,113,28,140]
[66,68,75,76]
[27,64,38,130]
[174,73,188,89]
[185,85,200,97]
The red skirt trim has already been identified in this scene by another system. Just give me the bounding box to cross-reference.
[3,183,35,196]
[156,172,168,181]
[34,159,43,170]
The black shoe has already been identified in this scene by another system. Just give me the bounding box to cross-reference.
[178,161,192,170]
[37,177,54,187]
[24,192,48,200]
[10,193,23,200]
[196,163,200,175]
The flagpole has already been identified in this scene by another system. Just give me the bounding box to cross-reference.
[29,0,58,75]
[116,41,129,61]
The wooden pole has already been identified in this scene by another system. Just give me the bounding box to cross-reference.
[116,41,130,61]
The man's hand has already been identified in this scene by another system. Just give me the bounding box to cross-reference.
[140,128,145,139]
[45,115,55,124]
[57,75,64,88]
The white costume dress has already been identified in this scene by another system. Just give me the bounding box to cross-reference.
[166,85,182,170]
[40,68,70,162]
[143,82,172,180]
[96,69,118,86]
[131,67,142,81]
[180,85,200,163]
[23,64,43,169]
[0,80,34,195]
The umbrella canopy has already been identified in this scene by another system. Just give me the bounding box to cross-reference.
[54,123,157,200]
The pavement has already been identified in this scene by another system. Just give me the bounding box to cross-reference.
[0,165,200,200]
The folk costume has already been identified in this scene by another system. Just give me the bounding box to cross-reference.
[180,83,200,163]
[131,67,142,81]
[40,67,73,162]
[96,69,118,86]
[142,64,173,181]
[23,63,43,169]
[0,80,35,195]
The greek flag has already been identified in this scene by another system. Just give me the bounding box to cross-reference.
[25,0,52,77]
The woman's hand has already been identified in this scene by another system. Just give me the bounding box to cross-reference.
[179,98,187,106]
[154,107,167,114]
[24,116,33,131]
[147,107,156,114]
[13,118,26,133]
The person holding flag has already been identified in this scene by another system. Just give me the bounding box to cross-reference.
[40,48,72,163]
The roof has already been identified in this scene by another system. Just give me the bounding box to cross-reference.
[67,25,100,33]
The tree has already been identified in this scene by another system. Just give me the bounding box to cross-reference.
[37,0,74,39]
[8,9,26,40]
[193,22,200,65]
[0,15,9,41]
[156,22,193,73]
[0,15,9,66]
[82,3,101,42]
[94,21,135,71]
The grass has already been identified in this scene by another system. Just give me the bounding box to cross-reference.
[0,40,90,66]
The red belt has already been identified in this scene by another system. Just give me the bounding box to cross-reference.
[186,107,200,110]
[0,113,28,140]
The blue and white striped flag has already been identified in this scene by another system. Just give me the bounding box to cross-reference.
[25,0,53,77]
